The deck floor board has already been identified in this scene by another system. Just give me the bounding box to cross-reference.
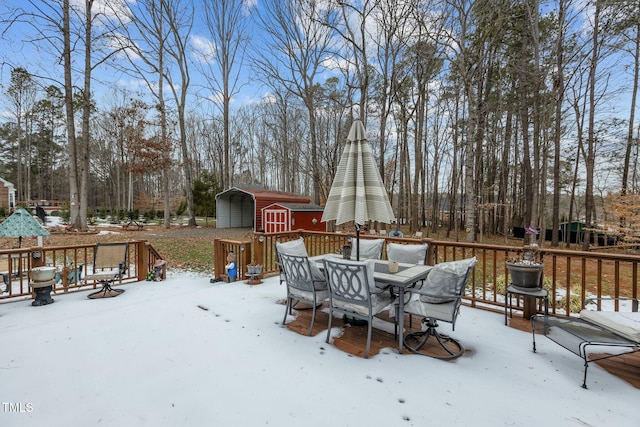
[285,301,640,388]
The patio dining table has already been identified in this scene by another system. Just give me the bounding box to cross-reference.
[309,254,432,353]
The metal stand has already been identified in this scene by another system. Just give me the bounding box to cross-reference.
[403,318,464,360]
[30,279,56,306]
[505,285,548,325]
[246,273,262,285]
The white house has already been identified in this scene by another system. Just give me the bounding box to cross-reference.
[0,177,16,213]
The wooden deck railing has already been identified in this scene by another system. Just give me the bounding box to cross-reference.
[249,230,640,316]
[9,231,635,316]
[212,239,252,281]
[0,240,164,302]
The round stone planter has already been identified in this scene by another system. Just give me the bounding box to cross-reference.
[247,265,263,276]
[506,262,544,289]
[246,265,263,285]
[30,266,56,282]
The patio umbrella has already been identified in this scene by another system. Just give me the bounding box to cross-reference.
[0,208,50,247]
[322,119,395,260]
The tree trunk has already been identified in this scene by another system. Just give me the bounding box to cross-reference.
[552,0,567,247]
[78,0,94,232]
[63,0,80,228]
[583,1,601,251]
[621,22,639,207]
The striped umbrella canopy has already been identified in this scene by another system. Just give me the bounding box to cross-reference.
[322,120,395,259]
[0,208,50,247]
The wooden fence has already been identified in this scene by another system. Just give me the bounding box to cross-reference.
[1,240,164,302]
[9,231,634,315]
[217,230,640,316]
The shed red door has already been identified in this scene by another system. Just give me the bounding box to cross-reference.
[264,209,289,233]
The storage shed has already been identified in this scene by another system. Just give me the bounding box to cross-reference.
[262,203,325,233]
[215,187,311,231]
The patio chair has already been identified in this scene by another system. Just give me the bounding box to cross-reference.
[85,242,129,299]
[274,239,305,286]
[275,245,286,286]
[276,237,324,286]
[323,258,395,358]
[357,238,385,260]
[401,257,476,359]
[279,253,329,336]
[386,242,428,265]
[386,242,429,330]
[275,238,305,284]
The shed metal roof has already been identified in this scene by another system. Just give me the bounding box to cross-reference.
[262,202,324,212]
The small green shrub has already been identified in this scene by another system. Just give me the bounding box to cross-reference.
[176,199,187,216]
[494,274,507,295]
[557,293,583,313]
[555,283,585,313]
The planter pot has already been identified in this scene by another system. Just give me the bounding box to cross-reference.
[30,266,56,282]
[506,262,544,289]
[247,265,263,275]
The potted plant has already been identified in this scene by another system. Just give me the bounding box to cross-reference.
[246,262,263,285]
[247,263,263,276]
[506,226,544,289]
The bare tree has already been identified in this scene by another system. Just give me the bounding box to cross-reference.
[583,0,621,250]
[198,0,248,190]
[370,0,412,181]
[253,0,334,204]
[112,0,176,228]
[3,1,126,229]
[326,0,379,121]
[163,0,196,226]
[5,67,37,204]
[618,1,640,210]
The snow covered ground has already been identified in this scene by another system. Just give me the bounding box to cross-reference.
[1,271,638,426]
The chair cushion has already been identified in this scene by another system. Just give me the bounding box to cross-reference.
[419,257,476,303]
[386,242,428,265]
[357,239,385,259]
[336,292,394,317]
[85,270,119,281]
[290,287,329,303]
[325,259,394,316]
[276,239,308,257]
[579,310,640,343]
[277,239,324,281]
[404,299,457,322]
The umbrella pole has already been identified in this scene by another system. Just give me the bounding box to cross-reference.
[355,223,361,261]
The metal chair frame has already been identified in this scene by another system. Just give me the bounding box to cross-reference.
[323,258,393,358]
[386,242,429,332]
[85,242,129,299]
[402,258,476,360]
[280,253,328,336]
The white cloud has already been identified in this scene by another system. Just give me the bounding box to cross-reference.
[191,35,217,64]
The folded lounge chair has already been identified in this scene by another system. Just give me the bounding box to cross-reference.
[531,297,640,388]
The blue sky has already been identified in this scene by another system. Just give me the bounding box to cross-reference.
[0,0,267,117]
